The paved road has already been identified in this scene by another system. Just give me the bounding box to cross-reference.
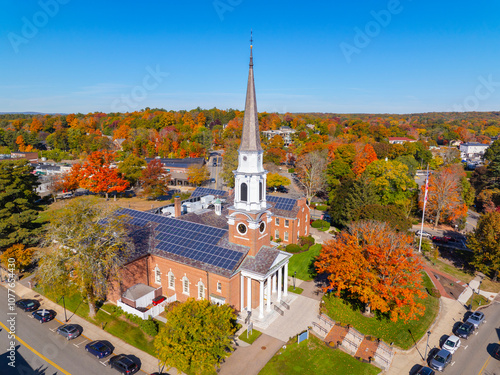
[428,303,500,375]
[0,287,129,375]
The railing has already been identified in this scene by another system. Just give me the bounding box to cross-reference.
[318,314,334,327]
[341,337,359,353]
[312,322,328,335]
[280,300,290,310]
[373,352,391,368]
[274,305,284,316]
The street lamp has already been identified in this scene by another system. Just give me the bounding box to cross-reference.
[424,331,431,363]
[293,271,296,291]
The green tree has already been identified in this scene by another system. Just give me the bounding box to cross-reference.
[485,139,500,187]
[118,154,146,186]
[364,159,417,206]
[344,176,379,224]
[37,197,133,317]
[395,155,419,178]
[353,204,412,232]
[468,211,500,281]
[0,159,41,250]
[154,299,238,375]
[220,139,239,188]
[267,173,291,190]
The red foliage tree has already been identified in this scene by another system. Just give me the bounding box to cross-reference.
[140,159,171,199]
[352,144,378,176]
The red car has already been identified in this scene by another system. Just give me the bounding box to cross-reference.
[152,296,166,306]
[432,236,448,243]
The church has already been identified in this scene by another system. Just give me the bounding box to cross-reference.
[109,43,311,321]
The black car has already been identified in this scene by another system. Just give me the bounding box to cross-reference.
[56,324,81,340]
[32,309,56,323]
[85,340,113,359]
[109,354,139,374]
[15,299,40,312]
[455,321,475,339]
[493,344,500,360]
[416,366,436,375]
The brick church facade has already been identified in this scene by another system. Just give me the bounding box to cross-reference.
[109,44,310,320]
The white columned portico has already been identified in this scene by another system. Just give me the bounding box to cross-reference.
[246,276,252,311]
[240,274,245,311]
[283,263,288,297]
[271,273,276,293]
[277,267,282,301]
[266,275,271,312]
[259,280,264,318]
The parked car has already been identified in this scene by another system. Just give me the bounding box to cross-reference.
[429,349,452,372]
[432,236,449,243]
[416,230,432,238]
[32,309,56,323]
[466,311,485,328]
[109,354,139,374]
[493,345,500,360]
[416,366,436,375]
[56,324,81,340]
[15,299,40,312]
[152,296,166,306]
[455,322,475,339]
[85,340,113,359]
[442,335,461,354]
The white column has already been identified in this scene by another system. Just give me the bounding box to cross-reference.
[271,273,276,293]
[266,276,271,312]
[277,267,282,301]
[283,263,288,297]
[259,280,264,319]
[246,276,252,312]
[240,274,244,312]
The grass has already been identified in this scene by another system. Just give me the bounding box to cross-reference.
[288,286,304,294]
[259,334,379,375]
[238,329,262,344]
[430,258,474,284]
[477,277,500,293]
[467,293,490,310]
[35,288,159,356]
[287,244,322,281]
[321,273,440,350]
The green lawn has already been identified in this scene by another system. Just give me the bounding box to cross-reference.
[238,329,262,344]
[288,286,304,294]
[35,289,159,356]
[287,244,322,281]
[430,258,474,284]
[259,334,379,375]
[322,273,439,350]
[467,293,490,310]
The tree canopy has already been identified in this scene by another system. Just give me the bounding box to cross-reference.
[154,299,238,375]
[468,211,500,281]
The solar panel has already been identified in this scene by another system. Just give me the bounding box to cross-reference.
[267,196,297,211]
[190,187,228,199]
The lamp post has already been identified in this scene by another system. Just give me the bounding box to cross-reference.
[424,331,431,362]
[293,271,296,291]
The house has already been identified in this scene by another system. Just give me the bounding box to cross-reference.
[459,142,489,160]
[109,45,310,321]
[387,137,417,145]
[262,126,296,147]
[144,157,205,186]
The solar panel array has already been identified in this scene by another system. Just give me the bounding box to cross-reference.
[119,208,243,271]
[267,195,297,211]
[190,187,227,198]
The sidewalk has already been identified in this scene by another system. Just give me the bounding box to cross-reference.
[4,281,181,375]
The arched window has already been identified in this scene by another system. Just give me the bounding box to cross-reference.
[259,181,263,201]
[182,276,190,295]
[198,281,205,299]
[154,266,161,284]
[241,183,248,202]
[168,271,175,290]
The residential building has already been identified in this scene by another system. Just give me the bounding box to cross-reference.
[459,142,489,159]
[144,157,205,186]
[387,137,417,144]
[262,126,296,147]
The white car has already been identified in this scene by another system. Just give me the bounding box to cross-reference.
[415,230,432,238]
[442,335,461,354]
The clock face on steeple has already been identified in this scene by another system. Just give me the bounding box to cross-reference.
[237,223,247,235]
[259,222,265,233]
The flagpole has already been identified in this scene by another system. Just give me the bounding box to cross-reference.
[418,165,430,253]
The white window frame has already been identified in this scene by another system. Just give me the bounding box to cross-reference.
[182,276,190,295]
[284,231,289,242]
[168,271,175,290]
[154,266,161,285]
[198,281,205,300]
[275,217,280,226]
[284,219,289,227]
[217,281,222,292]
[275,230,280,239]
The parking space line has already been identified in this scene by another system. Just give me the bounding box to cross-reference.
[74,339,88,347]
[451,361,455,366]
[100,358,110,366]
[49,327,58,332]
[463,345,468,350]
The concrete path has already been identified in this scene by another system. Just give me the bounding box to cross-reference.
[219,334,285,375]
[3,280,181,375]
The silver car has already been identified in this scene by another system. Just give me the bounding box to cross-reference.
[56,324,81,340]
[466,311,485,328]
[429,349,452,372]
[442,335,461,354]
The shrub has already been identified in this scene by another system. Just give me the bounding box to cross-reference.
[285,244,302,253]
[299,235,315,251]
[427,288,441,298]
[288,168,295,173]
[311,220,330,231]
[316,204,328,211]
[107,305,124,317]
[139,317,159,336]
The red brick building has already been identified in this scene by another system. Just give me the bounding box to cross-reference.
[109,45,310,321]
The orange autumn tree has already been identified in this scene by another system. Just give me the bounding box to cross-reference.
[60,163,84,192]
[80,151,129,200]
[315,221,426,322]
[352,144,378,176]
[420,165,468,228]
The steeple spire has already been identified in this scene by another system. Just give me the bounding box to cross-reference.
[239,32,262,152]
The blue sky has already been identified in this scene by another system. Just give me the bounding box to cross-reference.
[1,1,500,114]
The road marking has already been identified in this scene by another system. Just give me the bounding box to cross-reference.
[463,345,468,350]
[49,327,58,332]
[477,339,500,375]
[451,361,455,366]
[0,320,72,375]
[100,358,110,366]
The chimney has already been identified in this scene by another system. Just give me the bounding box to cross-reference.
[214,198,222,216]
[174,196,181,218]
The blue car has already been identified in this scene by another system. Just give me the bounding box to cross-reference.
[85,340,113,359]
